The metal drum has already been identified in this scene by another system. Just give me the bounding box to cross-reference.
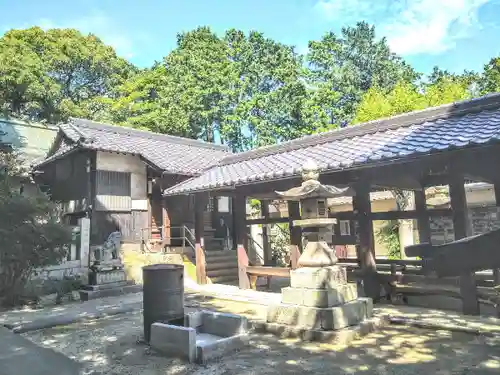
[142,264,185,342]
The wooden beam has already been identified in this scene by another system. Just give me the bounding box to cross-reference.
[260,200,272,264]
[352,181,380,299]
[288,201,302,252]
[449,173,479,315]
[194,193,208,285]
[414,188,431,244]
[233,194,250,289]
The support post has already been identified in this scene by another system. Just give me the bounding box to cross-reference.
[234,194,250,289]
[288,201,302,252]
[352,181,379,299]
[414,188,431,244]
[493,181,500,316]
[261,200,271,265]
[449,174,479,315]
[194,193,208,285]
[162,197,171,246]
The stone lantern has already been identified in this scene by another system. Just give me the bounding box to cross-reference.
[275,159,352,268]
[260,160,375,341]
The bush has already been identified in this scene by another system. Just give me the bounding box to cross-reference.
[377,220,401,259]
[0,148,73,307]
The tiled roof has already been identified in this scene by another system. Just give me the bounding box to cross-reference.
[36,118,231,175]
[164,93,500,196]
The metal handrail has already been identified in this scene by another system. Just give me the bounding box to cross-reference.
[140,224,229,253]
[245,233,266,264]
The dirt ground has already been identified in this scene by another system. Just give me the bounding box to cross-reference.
[22,296,500,375]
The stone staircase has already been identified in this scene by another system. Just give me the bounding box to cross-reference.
[205,250,239,285]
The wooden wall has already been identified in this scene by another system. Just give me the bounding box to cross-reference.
[91,151,149,244]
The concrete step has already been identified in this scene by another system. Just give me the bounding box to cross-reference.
[207,268,239,278]
[206,260,238,271]
[79,284,143,301]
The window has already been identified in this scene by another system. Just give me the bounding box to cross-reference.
[339,220,351,236]
[96,170,131,196]
[217,196,231,213]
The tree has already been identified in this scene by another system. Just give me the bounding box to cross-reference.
[480,56,500,94]
[306,22,419,130]
[222,29,310,150]
[94,64,199,138]
[0,146,72,306]
[0,27,135,123]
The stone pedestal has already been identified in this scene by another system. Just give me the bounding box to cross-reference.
[79,265,140,301]
[264,266,377,341]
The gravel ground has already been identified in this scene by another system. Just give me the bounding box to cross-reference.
[23,307,500,375]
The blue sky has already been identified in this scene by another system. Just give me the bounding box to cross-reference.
[1,0,500,75]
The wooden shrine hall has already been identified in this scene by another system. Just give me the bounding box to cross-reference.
[164,93,500,316]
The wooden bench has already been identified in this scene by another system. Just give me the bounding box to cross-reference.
[238,245,300,290]
[246,266,292,290]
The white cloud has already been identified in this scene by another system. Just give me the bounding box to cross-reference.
[36,13,135,59]
[314,0,491,55]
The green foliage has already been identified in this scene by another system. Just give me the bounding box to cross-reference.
[2,22,500,150]
[306,22,419,129]
[0,27,135,123]
[0,148,72,306]
[377,220,401,260]
[353,76,473,124]
[269,223,291,266]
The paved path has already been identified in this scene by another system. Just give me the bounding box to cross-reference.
[2,283,500,336]
[0,293,143,333]
[0,327,84,375]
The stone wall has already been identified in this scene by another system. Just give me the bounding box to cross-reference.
[120,244,196,285]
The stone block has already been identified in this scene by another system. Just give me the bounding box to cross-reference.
[320,300,367,330]
[94,269,127,284]
[150,323,196,363]
[290,266,347,289]
[201,311,248,337]
[267,299,367,330]
[185,311,203,329]
[281,283,358,307]
[358,297,373,318]
[196,333,249,364]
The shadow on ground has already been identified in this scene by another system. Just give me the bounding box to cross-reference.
[21,294,500,375]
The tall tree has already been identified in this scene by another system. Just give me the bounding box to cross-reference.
[161,26,232,143]
[0,27,135,123]
[94,64,199,138]
[306,22,419,129]
[223,29,309,150]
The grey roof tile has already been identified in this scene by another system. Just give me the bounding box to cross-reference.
[37,118,230,175]
[165,93,500,196]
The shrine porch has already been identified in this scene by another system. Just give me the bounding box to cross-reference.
[164,94,500,317]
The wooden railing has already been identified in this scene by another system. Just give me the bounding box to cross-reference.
[337,257,500,316]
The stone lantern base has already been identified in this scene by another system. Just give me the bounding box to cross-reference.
[260,266,382,342]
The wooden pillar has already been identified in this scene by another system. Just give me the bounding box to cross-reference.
[234,194,250,289]
[260,200,271,265]
[352,182,379,299]
[449,174,479,315]
[194,193,208,284]
[414,188,431,244]
[162,198,171,245]
[493,182,500,291]
[288,201,302,251]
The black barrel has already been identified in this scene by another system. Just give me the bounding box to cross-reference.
[142,264,184,342]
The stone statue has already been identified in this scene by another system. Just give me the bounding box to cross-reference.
[90,231,123,270]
